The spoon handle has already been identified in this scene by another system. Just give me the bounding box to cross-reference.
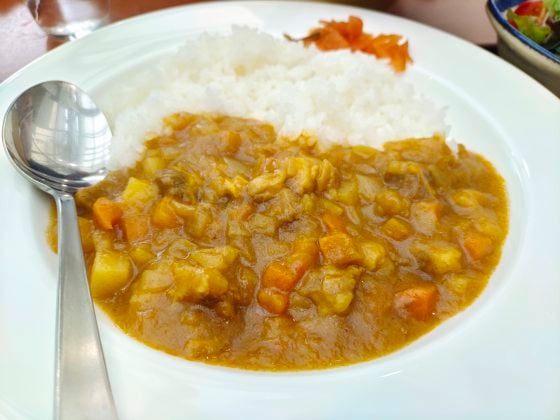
[54,193,118,420]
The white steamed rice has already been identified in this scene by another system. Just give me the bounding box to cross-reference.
[107,28,447,169]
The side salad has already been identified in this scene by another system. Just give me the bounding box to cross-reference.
[506,0,560,57]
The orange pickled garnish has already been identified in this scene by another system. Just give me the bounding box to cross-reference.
[287,16,412,72]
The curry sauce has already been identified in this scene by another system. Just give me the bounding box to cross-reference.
[48,113,508,370]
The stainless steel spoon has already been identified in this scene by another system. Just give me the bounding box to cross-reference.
[2,81,118,420]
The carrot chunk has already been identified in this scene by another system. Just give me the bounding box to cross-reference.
[92,197,122,230]
[464,232,494,260]
[261,261,298,292]
[257,288,289,315]
[292,16,412,72]
[319,233,363,266]
[312,26,350,50]
[288,240,320,279]
[394,284,438,321]
[346,15,363,42]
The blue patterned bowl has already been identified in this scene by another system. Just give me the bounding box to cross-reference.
[487,0,560,96]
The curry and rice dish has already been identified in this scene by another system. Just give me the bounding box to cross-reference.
[49,113,507,370]
[47,19,508,370]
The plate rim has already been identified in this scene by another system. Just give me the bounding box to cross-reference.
[1,1,559,418]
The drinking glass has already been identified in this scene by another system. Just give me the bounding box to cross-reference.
[27,0,109,39]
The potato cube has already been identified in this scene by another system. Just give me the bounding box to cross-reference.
[360,241,386,271]
[411,200,442,236]
[316,266,360,315]
[298,266,361,316]
[152,197,182,228]
[186,207,212,238]
[445,274,470,295]
[301,194,315,213]
[382,217,411,241]
[90,251,132,298]
[248,213,277,236]
[207,269,229,297]
[122,177,158,207]
[91,230,113,252]
[169,263,209,302]
[452,189,484,208]
[142,156,165,177]
[375,190,410,216]
[247,171,286,201]
[429,246,462,275]
[170,200,196,218]
[138,267,174,293]
[189,250,225,270]
[129,245,155,266]
[190,246,239,272]
[321,286,354,315]
[169,262,228,302]
[315,159,336,192]
[474,217,502,240]
[337,179,359,205]
[356,174,381,201]
[318,198,344,216]
[122,215,150,243]
[129,292,161,312]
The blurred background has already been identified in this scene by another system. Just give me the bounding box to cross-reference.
[317,0,494,44]
[0,0,494,81]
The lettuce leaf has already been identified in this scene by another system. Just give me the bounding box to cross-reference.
[508,9,552,43]
[544,0,560,19]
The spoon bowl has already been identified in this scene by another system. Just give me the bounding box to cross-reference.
[3,81,112,192]
[2,80,118,420]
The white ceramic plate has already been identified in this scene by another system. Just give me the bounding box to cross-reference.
[1,2,559,419]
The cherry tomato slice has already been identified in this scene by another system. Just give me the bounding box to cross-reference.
[514,1,544,17]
